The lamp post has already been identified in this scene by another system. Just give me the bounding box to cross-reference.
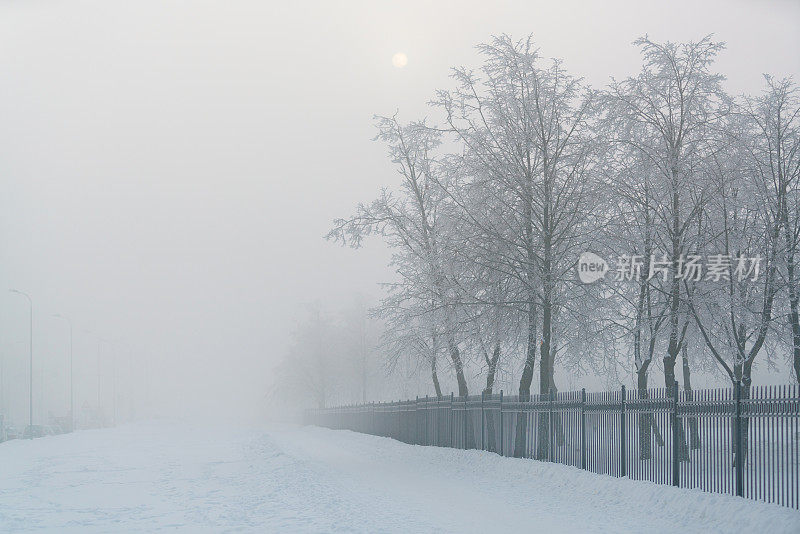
[9,289,33,435]
[53,314,74,432]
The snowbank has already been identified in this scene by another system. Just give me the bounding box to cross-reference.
[0,420,797,532]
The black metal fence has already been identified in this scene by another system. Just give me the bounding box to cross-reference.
[306,383,800,509]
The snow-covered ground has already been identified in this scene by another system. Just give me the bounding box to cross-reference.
[0,420,798,533]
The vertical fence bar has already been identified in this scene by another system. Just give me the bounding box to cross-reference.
[450,392,454,448]
[415,396,419,445]
[463,396,468,450]
[672,381,679,487]
[581,388,586,470]
[621,384,626,478]
[499,390,504,457]
[735,380,744,497]
[425,395,429,446]
[436,395,440,447]
[481,391,486,451]
[548,388,554,463]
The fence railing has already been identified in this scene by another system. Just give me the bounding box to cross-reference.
[306,383,800,509]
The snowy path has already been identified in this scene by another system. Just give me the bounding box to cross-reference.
[1,421,798,533]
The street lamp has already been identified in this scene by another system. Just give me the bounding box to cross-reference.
[53,314,74,432]
[9,289,33,436]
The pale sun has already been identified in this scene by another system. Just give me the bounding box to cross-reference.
[392,52,408,68]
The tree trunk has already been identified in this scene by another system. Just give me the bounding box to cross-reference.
[733,364,753,468]
[536,382,564,460]
[536,318,565,459]
[634,244,664,458]
[681,344,701,449]
[447,337,474,448]
[483,343,500,453]
[784,209,800,383]
[537,187,555,461]
[535,382,565,459]
[513,300,537,458]
[664,344,688,461]
[665,374,688,462]
[537,298,552,460]
[431,356,442,399]
[448,336,468,397]
[637,361,654,459]
[663,228,689,462]
[664,196,688,461]
[515,160,539,458]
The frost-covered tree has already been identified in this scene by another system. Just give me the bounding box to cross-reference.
[605,36,728,392]
[599,142,669,458]
[328,116,470,397]
[686,114,782,391]
[742,77,800,383]
[433,35,600,457]
[316,33,800,419]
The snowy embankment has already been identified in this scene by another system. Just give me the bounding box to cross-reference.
[0,421,798,533]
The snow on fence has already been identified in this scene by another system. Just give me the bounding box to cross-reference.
[306,383,800,509]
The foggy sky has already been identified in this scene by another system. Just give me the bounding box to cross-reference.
[1,0,798,424]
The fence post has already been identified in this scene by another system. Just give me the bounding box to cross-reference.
[450,392,454,448]
[620,384,626,478]
[581,388,586,470]
[420,397,423,445]
[481,391,485,451]
[425,395,430,446]
[436,395,440,446]
[671,380,680,487]
[548,388,554,462]
[499,390,504,457]
[398,400,401,440]
[734,380,744,497]
[464,396,468,450]
[414,396,418,445]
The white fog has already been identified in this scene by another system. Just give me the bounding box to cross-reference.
[1,1,799,532]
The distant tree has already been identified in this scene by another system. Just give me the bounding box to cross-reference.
[341,297,381,404]
[272,306,336,409]
[328,116,470,397]
[377,293,445,398]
